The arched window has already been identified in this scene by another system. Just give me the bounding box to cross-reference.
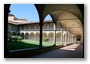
[21,33,24,39]
[35,32,40,41]
[30,32,34,40]
[25,33,29,39]
[12,32,16,36]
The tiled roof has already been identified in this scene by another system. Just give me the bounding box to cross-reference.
[8,14,15,16]
[8,20,53,25]
[8,14,53,25]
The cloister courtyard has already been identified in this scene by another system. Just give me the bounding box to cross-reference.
[5,4,84,58]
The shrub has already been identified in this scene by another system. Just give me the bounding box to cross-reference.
[43,38,49,42]
[8,36,22,42]
[16,36,22,41]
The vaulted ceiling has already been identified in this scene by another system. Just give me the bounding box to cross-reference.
[35,4,84,37]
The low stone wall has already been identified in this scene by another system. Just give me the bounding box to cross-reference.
[6,45,63,58]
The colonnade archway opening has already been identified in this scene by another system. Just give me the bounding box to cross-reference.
[8,4,40,50]
[42,14,56,47]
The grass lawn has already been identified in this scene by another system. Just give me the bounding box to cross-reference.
[7,40,62,50]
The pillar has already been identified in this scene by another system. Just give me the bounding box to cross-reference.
[67,33,69,44]
[72,35,74,43]
[68,33,70,44]
[61,28,63,45]
[70,34,72,44]
[53,23,56,46]
[39,22,43,48]
[64,33,67,46]
[74,36,77,44]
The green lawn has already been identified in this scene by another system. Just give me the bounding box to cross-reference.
[7,40,62,50]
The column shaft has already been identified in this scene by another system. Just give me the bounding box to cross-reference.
[61,28,63,45]
[53,23,56,46]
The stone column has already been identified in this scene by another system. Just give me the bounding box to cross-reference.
[71,34,72,43]
[75,36,77,44]
[67,33,69,44]
[71,35,73,43]
[70,34,72,44]
[39,22,43,48]
[64,33,67,46]
[61,28,63,45]
[68,33,70,44]
[53,23,56,46]
[72,35,74,43]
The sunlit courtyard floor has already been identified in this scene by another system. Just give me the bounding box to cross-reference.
[7,40,62,50]
[31,44,83,58]
[60,43,80,51]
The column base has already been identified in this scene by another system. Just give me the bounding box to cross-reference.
[63,42,66,46]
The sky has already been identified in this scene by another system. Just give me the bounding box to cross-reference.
[10,4,52,22]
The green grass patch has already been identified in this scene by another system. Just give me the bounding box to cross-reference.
[7,40,62,50]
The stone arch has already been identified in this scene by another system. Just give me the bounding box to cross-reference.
[56,32,61,42]
[42,32,47,38]
[25,33,29,39]
[35,32,40,41]
[12,32,16,36]
[76,35,81,44]
[21,33,24,39]
[48,32,54,42]
[30,32,34,40]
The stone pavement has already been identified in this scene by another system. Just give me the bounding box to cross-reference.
[31,44,83,58]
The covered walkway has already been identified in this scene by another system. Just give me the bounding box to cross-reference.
[31,44,83,58]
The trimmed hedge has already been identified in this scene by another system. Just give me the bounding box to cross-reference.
[8,36,22,42]
[43,38,49,42]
